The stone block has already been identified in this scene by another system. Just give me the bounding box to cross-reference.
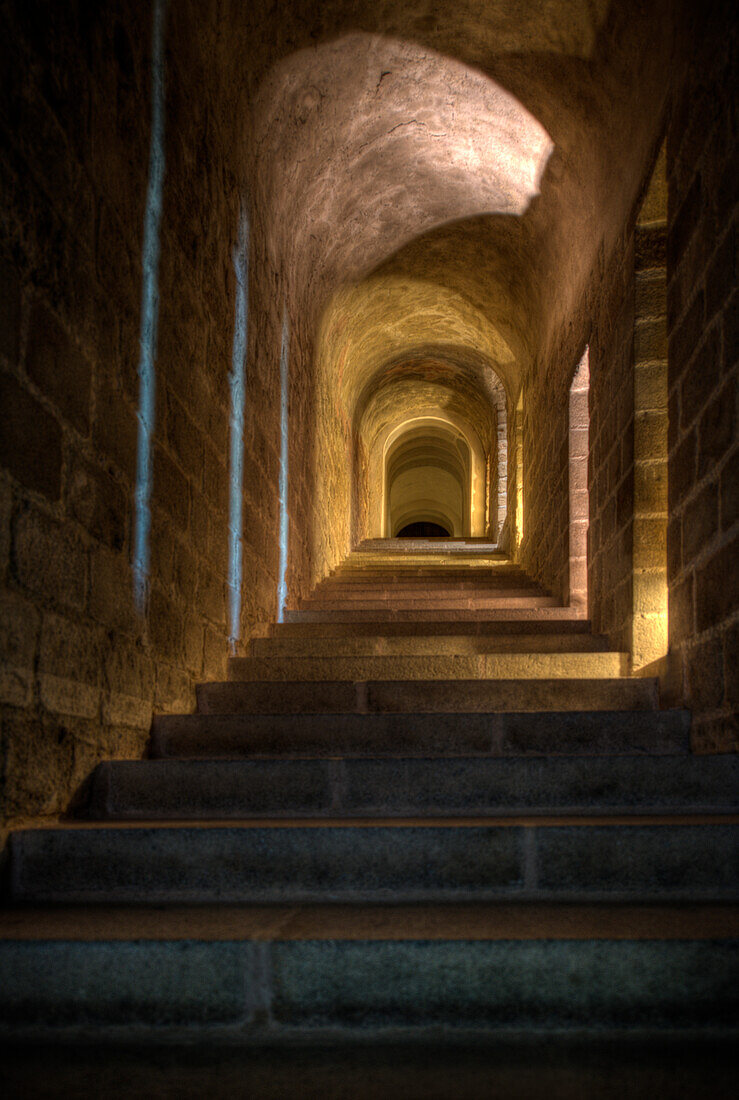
[666,516,681,581]
[203,624,229,681]
[199,565,226,627]
[635,223,667,271]
[26,300,91,435]
[0,255,21,363]
[668,574,694,643]
[680,326,721,431]
[0,941,248,1026]
[536,824,738,895]
[667,173,702,270]
[93,378,138,483]
[153,444,190,531]
[13,505,87,611]
[720,445,739,530]
[634,317,667,362]
[724,288,738,372]
[635,269,667,318]
[9,825,525,903]
[183,614,204,674]
[634,411,668,463]
[696,534,739,633]
[632,518,667,569]
[39,611,103,686]
[634,362,667,412]
[66,453,127,550]
[706,222,736,324]
[632,612,668,669]
[668,430,696,511]
[148,588,184,662]
[93,758,332,819]
[0,371,63,501]
[154,662,193,712]
[682,481,719,565]
[272,939,738,1029]
[635,461,667,512]
[0,589,40,707]
[686,636,725,712]
[102,690,151,729]
[165,389,203,480]
[698,376,736,479]
[38,673,100,719]
[1,711,74,818]
[89,545,138,634]
[104,637,154,705]
[723,622,739,710]
[202,442,229,515]
[668,290,704,386]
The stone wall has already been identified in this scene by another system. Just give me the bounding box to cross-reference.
[665,4,738,752]
[0,1,287,827]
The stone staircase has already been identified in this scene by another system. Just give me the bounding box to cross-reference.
[1,540,737,1050]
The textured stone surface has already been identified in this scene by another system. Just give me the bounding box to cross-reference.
[88,754,739,820]
[0,941,248,1026]
[271,939,739,1029]
[0,0,736,833]
[150,709,691,759]
[9,821,739,904]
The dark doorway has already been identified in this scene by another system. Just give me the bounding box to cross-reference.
[396,521,451,538]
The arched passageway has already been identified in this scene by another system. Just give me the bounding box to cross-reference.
[6,0,735,842]
[385,422,472,538]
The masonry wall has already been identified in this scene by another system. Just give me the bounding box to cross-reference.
[519,5,736,751]
[0,1,290,827]
[665,4,738,752]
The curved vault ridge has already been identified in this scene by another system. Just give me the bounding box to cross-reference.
[253,33,553,294]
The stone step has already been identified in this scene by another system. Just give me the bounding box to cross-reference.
[309,586,546,601]
[2,906,736,1041]
[320,570,537,582]
[227,652,629,682]
[325,572,527,580]
[268,618,594,638]
[357,538,503,552]
[7,819,739,904]
[150,709,691,759]
[196,678,658,715]
[86,755,739,820]
[284,607,582,623]
[297,596,559,611]
[250,632,612,657]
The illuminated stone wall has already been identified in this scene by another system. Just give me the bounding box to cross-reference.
[0,1,280,825]
[1,0,734,829]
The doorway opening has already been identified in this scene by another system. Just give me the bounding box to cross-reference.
[396,521,451,538]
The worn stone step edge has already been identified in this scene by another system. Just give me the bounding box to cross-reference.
[268,619,594,637]
[250,634,612,657]
[7,821,739,904]
[284,608,581,623]
[149,709,691,759]
[86,755,739,821]
[1,937,736,1039]
[196,678,659,716]
[226,653,630,682]
[297,597,559,611]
